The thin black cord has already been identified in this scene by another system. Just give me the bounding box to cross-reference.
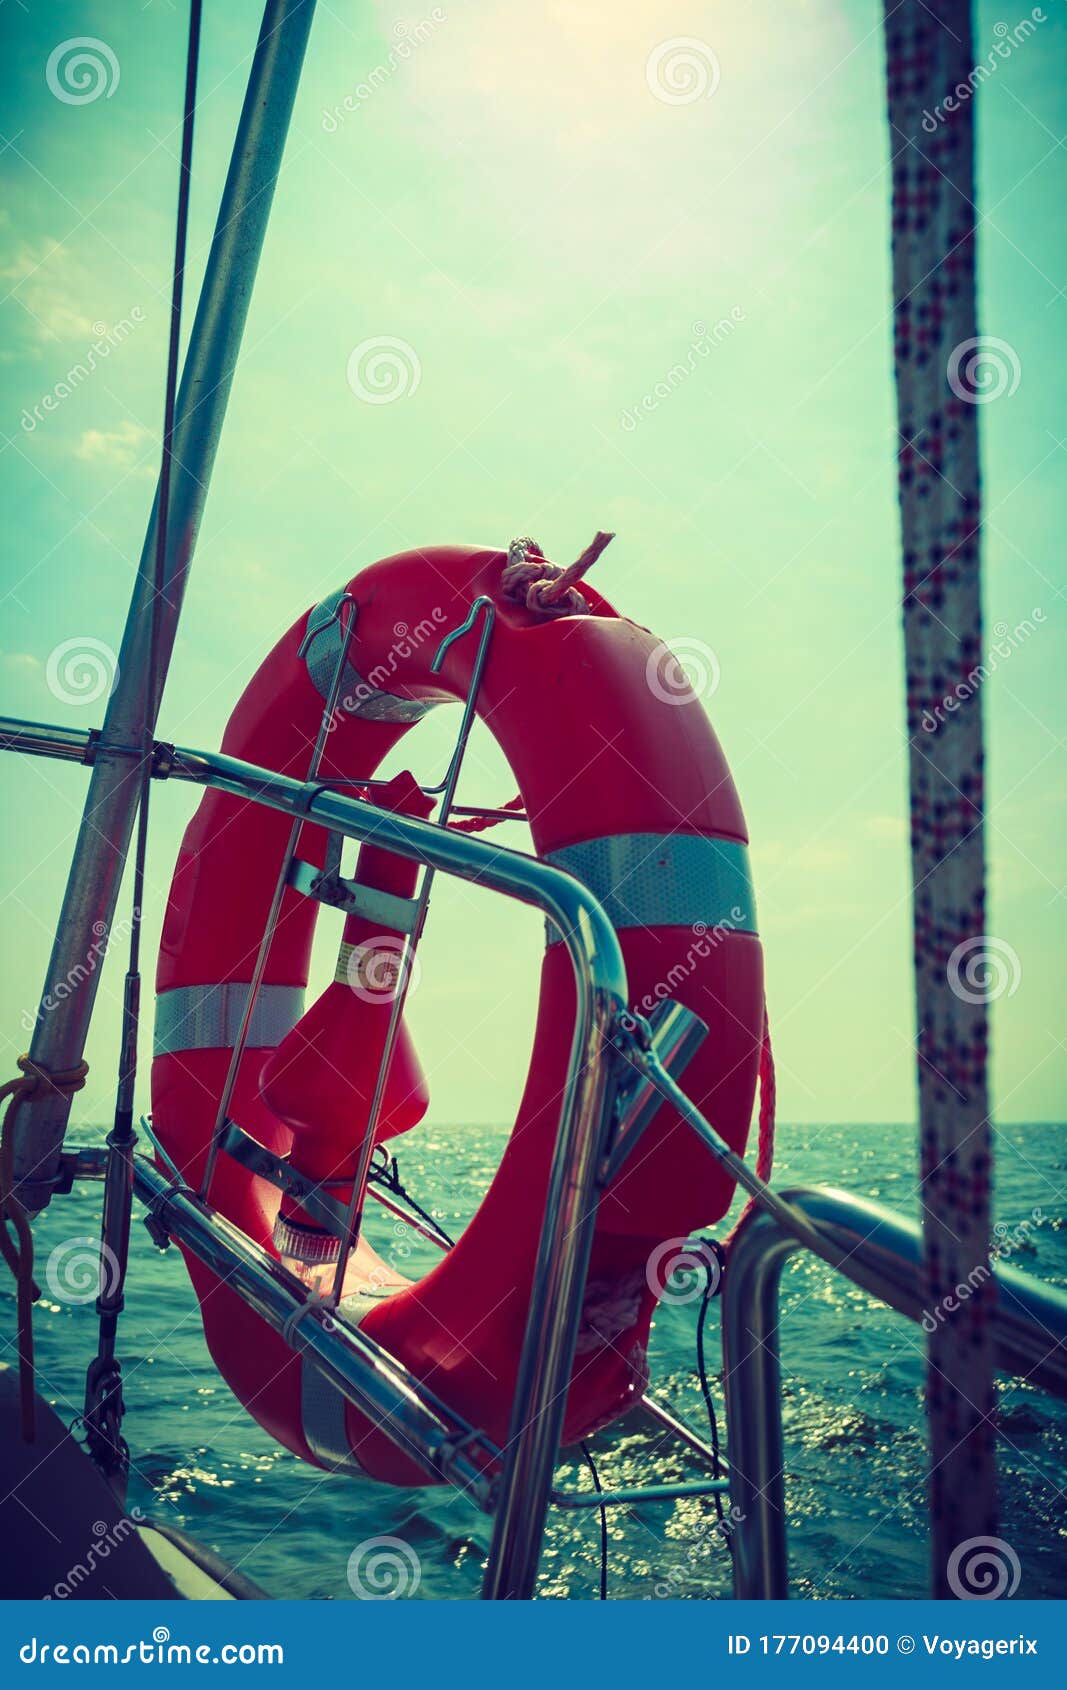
[149,0,202,701]
[579,1440,608,1600]
[124,0,203,1083]
[695,1247,728,1536]
[84,1,203,1479]
[368,1149,456,1248]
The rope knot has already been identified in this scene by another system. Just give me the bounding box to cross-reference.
[13,1054,89,1101]
[501,531,614,618]
[0,1053,91,1441]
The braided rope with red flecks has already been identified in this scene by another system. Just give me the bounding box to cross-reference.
[446,795,526,834]
[884,0,997,1591]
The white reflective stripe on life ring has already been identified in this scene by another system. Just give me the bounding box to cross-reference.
[154,982,306,1057]
[544,833,757,934]
[304,590,435,723]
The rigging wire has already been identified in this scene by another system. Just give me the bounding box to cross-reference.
[368,1147,456,1249]
[82,0,203,1479]
[134,0,203,977]
[579,1440,608,1600]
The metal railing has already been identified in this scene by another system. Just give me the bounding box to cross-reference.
[166,740,629,1599]
[13,718,1067,1597]
[3,720,629,1601]
[721,1185,1067,1599]
[13,716,1067,1600]
[131,1153,500,1503]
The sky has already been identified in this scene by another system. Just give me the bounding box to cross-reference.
[0,0,1063,1138]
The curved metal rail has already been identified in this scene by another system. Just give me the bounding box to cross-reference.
[721,1185,1067,1600]
[1,721,628,1601]
[162,745,629,1601]
[130,1153,499,1505]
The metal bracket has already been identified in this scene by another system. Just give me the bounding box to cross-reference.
[320,827,343,885]
[219,1120,454,1254]
[286,857,419,931]
[219,1120,352,1238]
[140,1176,200,1252]
[603,1000,709,1181]
[46,1148,105,1195]
[151,739,177,779]
[143,1205,172,1251]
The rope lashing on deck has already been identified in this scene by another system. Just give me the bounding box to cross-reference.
[0,1055,89,1441]
[884,0,997,1590]
[501,531,615,616]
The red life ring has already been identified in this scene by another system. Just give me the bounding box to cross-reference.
[152,543,763,1483]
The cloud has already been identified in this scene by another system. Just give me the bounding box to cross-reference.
[0,238,99,344]
[74,419,154,471]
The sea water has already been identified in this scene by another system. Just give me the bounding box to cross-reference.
[7,1121,1065,1601]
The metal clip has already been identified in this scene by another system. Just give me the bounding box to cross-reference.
[286,857,419,932]
[219,1120,352,1238]
[143,1194,173,1250]
[298,591,358,662]
[604,1000,709,1181]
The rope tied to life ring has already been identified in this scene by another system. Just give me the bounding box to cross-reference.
[0,1054,90,1441]
[447,531,616,833]
[501,530,615,616]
